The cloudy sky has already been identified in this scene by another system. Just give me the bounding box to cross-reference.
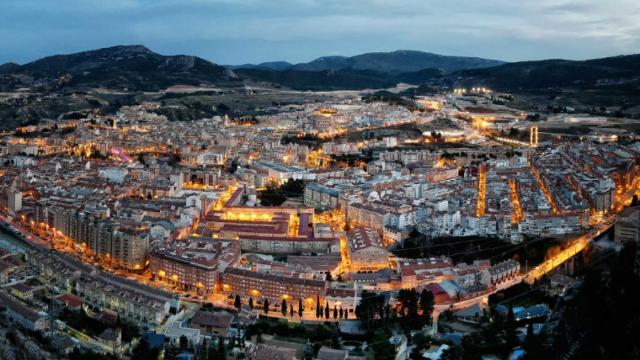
[1,0,639,65]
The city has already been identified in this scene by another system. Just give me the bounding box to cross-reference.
[1,2,640,360]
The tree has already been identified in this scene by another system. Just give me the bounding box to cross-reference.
[298,298,304,317]
[290,304,294,317]
[506,305,518,347]
[316,295,321,318]
[523,324,545,359]
[263,298,270,314]
[234,295,241,311]
[333,305,338,319]
[207,338,219,360]
[326,272,333,282]
[398,289,419,318]
[419,289,435,325]
[282,298,288,316]
[131,337,160,360]
[179,335,189,350]
[325,302,330,319]
[249,297,254,311]
[339,308,343,319]
[356,291,385,329]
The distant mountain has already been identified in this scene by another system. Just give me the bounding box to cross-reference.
[2,45,638,93]
[0,45,241,91]
[292,50,505,74]
[228,61,293,71]
[448,54,640,91]
[235,68,398,91]
[237,65,446,91]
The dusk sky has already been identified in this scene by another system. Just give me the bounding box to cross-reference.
[1,0,639,65]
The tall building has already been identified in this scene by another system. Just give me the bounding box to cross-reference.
[615,206,640,243]
[112,225,150,271]
[7,191,22,216]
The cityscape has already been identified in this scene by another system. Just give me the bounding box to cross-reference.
[1,1,640,360]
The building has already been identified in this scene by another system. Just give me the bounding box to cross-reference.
[111,224,150,271]
[246,343,297,360]
[221,267,326,304]
[304,183,340,210]
[0,250,24,284]
[0,291,48,332]
[75,273,175,329]
[615,206,640,243]
[487,260,520,285]
[189,310,235,337]
[150,238,240,294]
[316,346,367,360]
[7,190,22,216]
[347,227,390,272]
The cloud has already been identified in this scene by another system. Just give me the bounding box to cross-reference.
[0,0,638,64]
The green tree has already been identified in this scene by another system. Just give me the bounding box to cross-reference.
[234,295,241,311]
[298,298,304,317]
[249,297,254,311]
[179,335,189,350]
[523,324,545,359]
[419,289,435,325]
[282,298,288,316]
[325,302,330,319]
[263,298,270,314]
[131,337,160,360]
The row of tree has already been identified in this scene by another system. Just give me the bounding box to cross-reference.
[234,294,349,320]
[355,289,434,332]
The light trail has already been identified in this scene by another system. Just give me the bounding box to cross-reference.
[530,161,559,215]
[476,164,487,217]
[509,178,523,224]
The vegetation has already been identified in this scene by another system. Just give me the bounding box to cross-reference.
[393,230,556,267]
[355,289,434,334]
[362,90,423,112]
[258,179,305,206]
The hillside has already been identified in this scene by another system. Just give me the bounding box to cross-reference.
[235,68,398,91]
[0,45,241,92]
[228,61,293,71]
[448,54,640,91]
[292,50,504,73]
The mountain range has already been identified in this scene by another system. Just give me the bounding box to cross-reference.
[230,50,504,74]
[0,45,240,92]
[1,45,639,92]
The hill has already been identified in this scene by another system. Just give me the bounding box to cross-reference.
[292,50,504,73]
[235,67,398,91]
[228,61,293,71]
[448,54,640,91]
[0,45,241,92]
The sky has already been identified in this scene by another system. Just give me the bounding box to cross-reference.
[1,0,639,65]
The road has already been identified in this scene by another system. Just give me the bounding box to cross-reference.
[524,215,615,284]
